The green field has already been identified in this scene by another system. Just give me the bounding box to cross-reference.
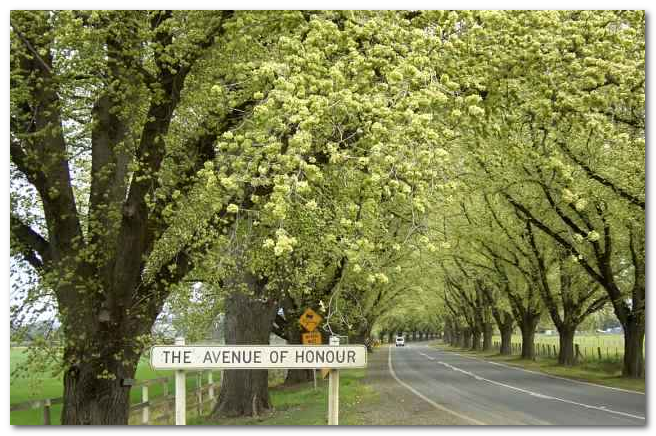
[10,346,370,425]
[9,347,222,425]
[492,333,627,361]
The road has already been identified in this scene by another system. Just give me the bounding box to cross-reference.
[388,343,645,425]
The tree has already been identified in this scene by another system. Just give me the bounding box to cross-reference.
[143,10,466,417]
[525,222,608,365]
[444,10,644,376]
[10,10,311,423]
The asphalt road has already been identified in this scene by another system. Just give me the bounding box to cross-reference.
[388,343,645,425]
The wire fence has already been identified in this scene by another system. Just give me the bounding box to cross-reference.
[10,367,289,425]
[494,341,625,363]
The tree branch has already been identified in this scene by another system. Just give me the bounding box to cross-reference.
[557,139,644,210]
[10,215,51,270]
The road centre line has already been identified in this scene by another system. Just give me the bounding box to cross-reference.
[387,346,486,425]
[435,347,645,395]
[436,361,645,422]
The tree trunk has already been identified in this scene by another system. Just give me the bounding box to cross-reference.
[284,368,314,385]
[622,318,645,378]
[520,319,538,360]
[461,328,471,348]
[351,330,366,345]
[59,282,153,424]
[471,329,481,351]
[482,323,493,351]
[558,327,576,365]
[388,332,394,344]
[451,324,461,347]
[61,345,138,424]
[211,290,277,418]
[499,323,513,355]
[283,326,314,385]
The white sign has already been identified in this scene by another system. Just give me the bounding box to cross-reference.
[150,345,367,370]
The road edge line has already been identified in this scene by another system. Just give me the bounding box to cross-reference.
[436,359,645,422]
[387,345,486,425]
[436,347,645,396]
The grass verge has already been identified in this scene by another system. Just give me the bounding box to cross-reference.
[10,347,222,425]
[435,344,644,393]
[190,369,377,425]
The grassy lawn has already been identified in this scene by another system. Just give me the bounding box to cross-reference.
[436,344,644,393]
[190,369,376,425]
[10,347,222,425]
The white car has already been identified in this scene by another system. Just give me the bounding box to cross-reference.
[395,336,405,347]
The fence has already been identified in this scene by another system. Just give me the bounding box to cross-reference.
[10,370,218,425]
[492,341,624,362]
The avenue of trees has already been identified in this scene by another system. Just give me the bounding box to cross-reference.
[10,10,644,425]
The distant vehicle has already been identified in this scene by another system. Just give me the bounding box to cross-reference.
[395,336,405,347]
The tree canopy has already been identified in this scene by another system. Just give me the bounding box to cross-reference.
[9,9,645,424]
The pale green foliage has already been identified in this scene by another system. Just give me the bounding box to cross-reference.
[10,10,644,365]
[148,11,475,334]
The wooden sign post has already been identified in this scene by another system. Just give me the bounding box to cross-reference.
[174,336,186,425]
[299,308,326,390]
[301,329,322,391]
[150,342,366,425]
[328,335,341,425]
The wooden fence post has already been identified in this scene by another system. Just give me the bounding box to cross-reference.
[575,344,581,363]
[142,385,149,424]
[597,347,602,360]
[208,372,215,405]
[162,379,170,424]
[43,399,51,425]
[196,372,203,416]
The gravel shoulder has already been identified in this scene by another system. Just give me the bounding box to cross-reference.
[354,343,470,425]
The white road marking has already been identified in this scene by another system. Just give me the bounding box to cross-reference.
[387,346,486,425]
[436,347,644,395]
[418,352,435,361]
[436,361,645,421]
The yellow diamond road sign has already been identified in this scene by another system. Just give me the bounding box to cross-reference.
[299,308,322,332]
